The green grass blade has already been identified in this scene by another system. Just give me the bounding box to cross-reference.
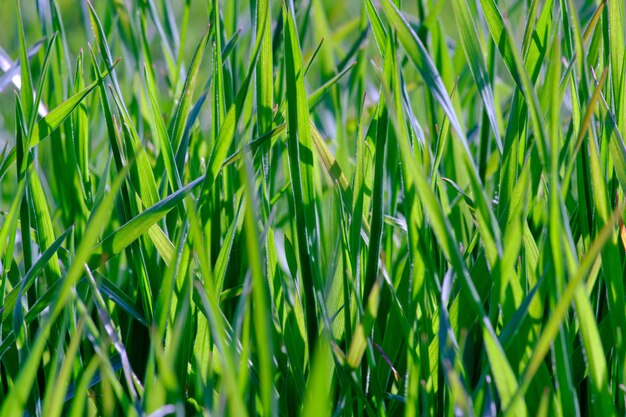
[283,0,320,354]
[380,0,464,142]
[93,175,204,262]
[450,0,502,152]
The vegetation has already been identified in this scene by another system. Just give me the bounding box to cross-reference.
[0,0,625,415]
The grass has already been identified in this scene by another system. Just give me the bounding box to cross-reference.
[0,0,625,415]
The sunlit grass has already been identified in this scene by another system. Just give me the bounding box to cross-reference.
[1,0,625,415]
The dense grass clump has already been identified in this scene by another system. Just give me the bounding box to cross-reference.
[1,0,626,415]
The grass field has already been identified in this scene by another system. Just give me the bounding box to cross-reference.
[0,0,625,415]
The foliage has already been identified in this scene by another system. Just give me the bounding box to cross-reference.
[1,0,625,415]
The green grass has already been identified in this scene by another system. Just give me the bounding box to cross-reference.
[0,0,625,415]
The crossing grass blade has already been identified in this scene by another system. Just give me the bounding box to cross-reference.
[92,175,204,263]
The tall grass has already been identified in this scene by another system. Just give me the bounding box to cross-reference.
[0,0,625,415]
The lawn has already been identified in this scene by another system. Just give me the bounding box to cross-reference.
[0,0,625,415]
